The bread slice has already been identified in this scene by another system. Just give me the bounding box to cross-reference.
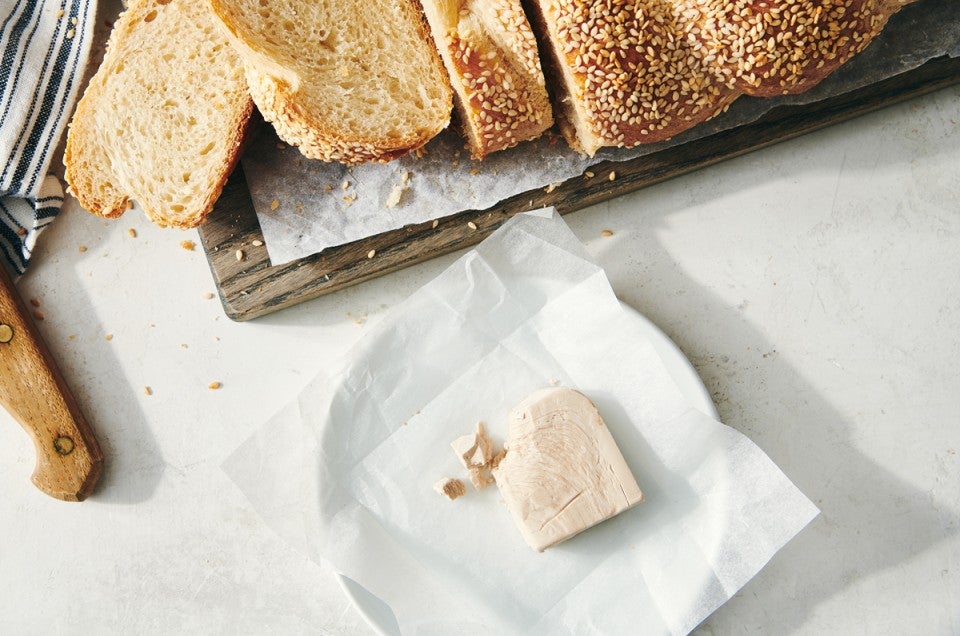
[525,0,739,156]
[64,0,253,228]
[205,0,453,164]
[419,0,553,159]
[683,0,918,97]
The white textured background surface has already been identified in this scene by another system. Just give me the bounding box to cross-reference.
[1,79,958,633]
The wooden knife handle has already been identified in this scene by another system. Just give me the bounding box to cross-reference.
[0,265,103,501]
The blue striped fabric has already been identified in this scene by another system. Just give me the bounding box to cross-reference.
[0,0,96,275]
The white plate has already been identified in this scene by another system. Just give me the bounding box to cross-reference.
[337,301,717,636]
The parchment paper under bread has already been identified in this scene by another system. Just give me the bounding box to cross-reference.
[243,0,960,266]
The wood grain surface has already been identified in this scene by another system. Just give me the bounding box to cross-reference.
[199,55,960,322]
[0,266,103,501]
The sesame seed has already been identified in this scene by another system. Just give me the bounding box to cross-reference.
[235,250,245,261]
[467,221,478,231]
[367,249,376,259]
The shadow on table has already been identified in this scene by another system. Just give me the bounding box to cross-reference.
[25,212,163,505]
[581,149,954,631]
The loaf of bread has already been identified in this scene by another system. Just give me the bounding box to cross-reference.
[526,0,739,155]
[527,0,916,155]
[685,0,917,97]
[419,0,554,158]
[64,0,253,228]
[205,0,453,164]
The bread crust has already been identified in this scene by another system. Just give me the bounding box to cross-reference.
[64,0,254,228]
[422,0,554,159]
[685,0,913,97]
[528,0,912,155]
[528,0,739,155]
[208,0,453,165]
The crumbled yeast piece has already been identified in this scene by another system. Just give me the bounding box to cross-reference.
[451,422,496,490]
[433,478,467,501]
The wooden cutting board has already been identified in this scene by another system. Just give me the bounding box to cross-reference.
[198,55,960,322]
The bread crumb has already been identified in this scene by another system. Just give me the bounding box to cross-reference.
[367,249,376,259]
[144,386,153,396]
[270,199,280,210]
[180,240,195,251]
[384,183,405,208]
[208,382,222,390]
[467,221,478,231]
[78,245,87,253]
[401,171,411,184]
[127,228,137,238]
[601,229,614,237]
[251,239,264,247]
[608,171,617,182]
[434,478,467,501]
[235,249,245,261]
[105,334,113,341]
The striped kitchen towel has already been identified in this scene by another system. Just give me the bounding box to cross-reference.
[0,0,97,275]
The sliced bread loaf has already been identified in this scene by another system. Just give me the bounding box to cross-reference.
[419,0,553,159]
[206,0,453,164]
[525,0,738,156]
[64,0,253,228]
[683,0,918,97]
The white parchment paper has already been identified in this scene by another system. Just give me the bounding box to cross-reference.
[223,210,820,635]
[243,0,960,265]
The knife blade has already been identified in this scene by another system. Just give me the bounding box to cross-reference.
[0,264,103,501]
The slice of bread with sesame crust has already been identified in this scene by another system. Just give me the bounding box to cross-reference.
[64,0,253,228]
[206,0,453,164]
[419,0,553,159]
[525,0,739,156]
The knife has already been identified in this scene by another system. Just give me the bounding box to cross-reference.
[0,264,103,501]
